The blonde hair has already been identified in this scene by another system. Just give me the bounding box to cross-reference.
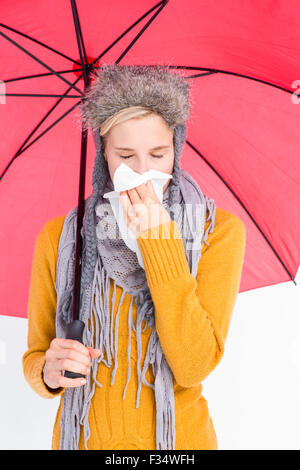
[99,106,173,159]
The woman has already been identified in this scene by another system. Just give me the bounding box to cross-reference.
[22,64,246,450]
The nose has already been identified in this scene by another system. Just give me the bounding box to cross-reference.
[133,160,149,175]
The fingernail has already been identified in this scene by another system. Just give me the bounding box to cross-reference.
[81,379,86,384]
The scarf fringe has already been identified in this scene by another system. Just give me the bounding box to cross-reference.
[203,195,216,247]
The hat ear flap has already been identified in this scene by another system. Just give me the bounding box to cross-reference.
[91,129,110,193]
[168,123,186,205]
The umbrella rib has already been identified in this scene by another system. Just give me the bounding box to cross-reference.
[2,93,82,98]
[186,139,297,286]
[169,66,294,96]
[70,0,89,87]
[187,71,219,79]
[0,100,82,181]
[0,30,83,95]
[87,0,169,68]
[3,69,87,84]
[115,1,169,64]
[0,22,81,66]
[71,0,88,63]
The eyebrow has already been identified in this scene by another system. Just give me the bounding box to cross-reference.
[114,145,171,151]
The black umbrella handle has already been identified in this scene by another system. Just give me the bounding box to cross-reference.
[64,320,86,379]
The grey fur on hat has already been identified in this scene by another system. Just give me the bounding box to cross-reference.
[79,63,191,131]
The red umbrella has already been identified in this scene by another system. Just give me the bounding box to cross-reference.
[1,0,299,322]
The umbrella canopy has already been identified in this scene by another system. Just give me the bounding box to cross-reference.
[0,0,299,319]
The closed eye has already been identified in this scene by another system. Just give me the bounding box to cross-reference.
[120,154,164,159]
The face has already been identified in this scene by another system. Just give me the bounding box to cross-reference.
[102,113,174,192]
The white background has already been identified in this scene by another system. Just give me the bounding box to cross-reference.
[0,267,299,450]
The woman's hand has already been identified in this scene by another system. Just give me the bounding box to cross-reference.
[119,180,171,237]
[42,338,102,390]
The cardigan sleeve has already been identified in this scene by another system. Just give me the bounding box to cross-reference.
[22,217,66,399]
[136,208,246,388]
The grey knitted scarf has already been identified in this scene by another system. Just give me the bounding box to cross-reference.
[54,65,217,450]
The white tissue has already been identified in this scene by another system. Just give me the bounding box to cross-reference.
[102,163,172,269]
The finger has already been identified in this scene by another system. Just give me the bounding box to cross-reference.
[88,347,102,359]
[58,376,87,388]
[146,180,160,202]
[135,182,158,206]
[53,348,92,367]
[52,338,90,359]
[58,358,91,376]
[120,191,139,219]
[147,180,155,194]
[120,191,131,209]
[133,182,150,201]
[126,187,141,205]
[120,191,132,220]
[120,191,143,223]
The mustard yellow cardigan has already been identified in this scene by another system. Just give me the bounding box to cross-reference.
[22,207,246,450]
